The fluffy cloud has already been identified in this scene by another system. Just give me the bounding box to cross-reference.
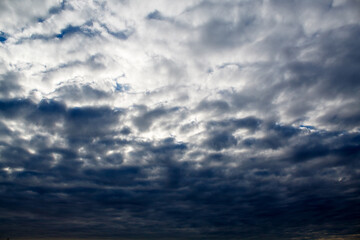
[0,0,359,239]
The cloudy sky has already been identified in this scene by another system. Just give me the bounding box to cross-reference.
[0,0,360,239]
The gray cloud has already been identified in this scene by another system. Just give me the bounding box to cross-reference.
[0,73,21,98]
[133,106,180,131]
[53,83,110,102]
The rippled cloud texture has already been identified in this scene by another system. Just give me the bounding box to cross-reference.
[1,0,360,239]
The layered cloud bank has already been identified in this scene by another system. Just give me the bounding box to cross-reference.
[0,0,360,239]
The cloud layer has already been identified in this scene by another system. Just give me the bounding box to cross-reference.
[0,0,360,239]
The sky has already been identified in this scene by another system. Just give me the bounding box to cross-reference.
[0,0,360,239]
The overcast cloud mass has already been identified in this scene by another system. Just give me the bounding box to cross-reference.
[0,0,360,239]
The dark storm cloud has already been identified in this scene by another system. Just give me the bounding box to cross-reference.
[1,113,360,239]
[0,98,35,119]
[0,97,125,173]
[28,99,67,128]
[287,131,360,164]
[203,130,237,151]
[267,123,300,138]
[0,98,67,127]
[202,116,263,151]
[0,121,11,136]
[0,97,121,138]
[65,105,122,146]
[1,0,360,239]
[0,98,125,179]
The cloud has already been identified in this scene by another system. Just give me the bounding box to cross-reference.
[133,106,180,131]
[55,24,97,39]
[0,31,8,43]
[0,0,360,239]
[0,71,22,98]
[203,130,237,151]
[53,83,110,102]
[146,10,165,21]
